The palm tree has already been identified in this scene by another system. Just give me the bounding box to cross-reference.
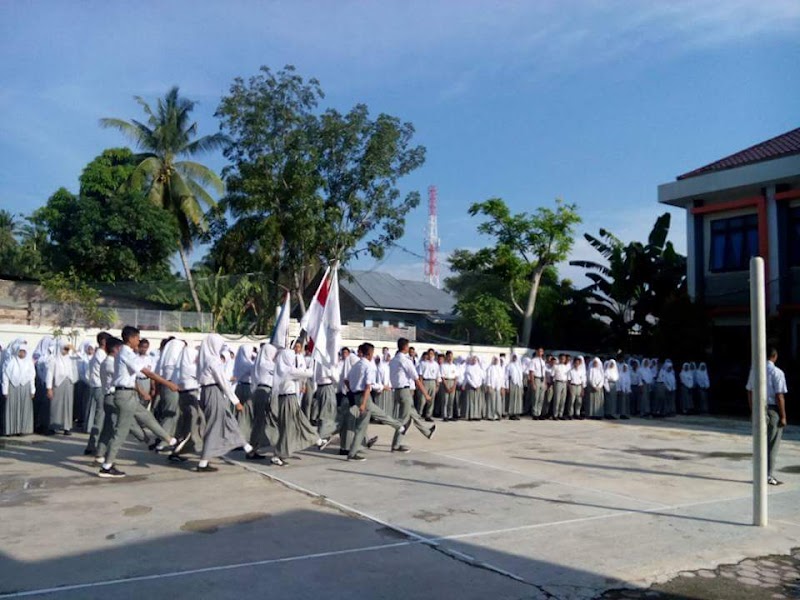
[100,87,227,313]
[0,210,19,252]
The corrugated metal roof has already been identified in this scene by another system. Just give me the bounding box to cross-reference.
[677,127,800,180]
[341,270,455,315]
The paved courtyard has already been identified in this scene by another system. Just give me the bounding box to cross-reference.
[2,415,800,599]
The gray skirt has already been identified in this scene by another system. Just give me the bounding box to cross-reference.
[200,385,247,461]
[49,379,74,431]
[3,382,34,435]
[274,393,319,459]
[461,387,482,420]
[587,386,604,417]
[507,384,523,415]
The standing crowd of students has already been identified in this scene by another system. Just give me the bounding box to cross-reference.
[1,332,715,478]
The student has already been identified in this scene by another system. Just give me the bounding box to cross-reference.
[269,341,330,467]
[94,337,152,467]
[153,338,185,447]
[46,339,79,435]
[33,337,54,433]
[483,357,504,421]
[566,357,585,419]
[135,338,154,409]
[678,362,695,414]
[233,344,256,442]
[618,362,631,419]
[84,332,111,454]
[389,338,433,451]
[460,356,484,421]
[528,348,547,418]
[99,327,183,479]
[169,342,205,462]
[505,354,524,420]
[2,341,35,436]
[586,358,605,420]
[695,362,711,413]
[746,348,788,486]
[639,358,654,417]
[603,359,619,419]
[542,355,557,419]
[245,343,277,456]
[628,360,643,417]
[552,354,570,420]
[346,343,408,461]
[416,350,439,421]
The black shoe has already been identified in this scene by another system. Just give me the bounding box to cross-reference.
[98,466,126,479]
[83,448,94,455]
[442,417,450,422]
[426,424,436,440]
[63,430,71,436]
[366,436,379,449]
[246,452,267,460]
[348,453,367,462]
[168,454,188,463]
[510,415,520,421]
[196,465,219,473]
[392,445,411,453]
[232,446,245,452]
[402,417,413,432]
[424,416,434,422]
[148,441,160,451]
[339,449,349,456]
[173,435,190,455]
[620,415,630,420]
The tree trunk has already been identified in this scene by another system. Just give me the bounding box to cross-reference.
[178,245,203,315]
[294,271,307,316]
[520,266,545,348]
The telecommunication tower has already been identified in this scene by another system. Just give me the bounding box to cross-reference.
[424,185,440,288]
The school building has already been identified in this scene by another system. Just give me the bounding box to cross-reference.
[659,126,800,410]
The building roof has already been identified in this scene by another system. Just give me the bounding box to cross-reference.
[340,270,455,315]
[677,127,800,180]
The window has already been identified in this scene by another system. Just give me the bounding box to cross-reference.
[709,214,759,272]
[789,207,800,267]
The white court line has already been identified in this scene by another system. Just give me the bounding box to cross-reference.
[427,450,673,509]
[4,463,799,598]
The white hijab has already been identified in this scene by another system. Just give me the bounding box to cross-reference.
[695,363,710,388]
[619,362,631,393]
[176,344,198,389]
[51,338,78,387]
[252,343,278,386]
[157,339,185,382]
[588,358,605,388]
[679,362,695,388]
[604,359,619,383]
[233,345,256,381]
[4,341,35,388]
[198,334,239,403]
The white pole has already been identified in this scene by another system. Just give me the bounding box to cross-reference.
[750,256,768,527]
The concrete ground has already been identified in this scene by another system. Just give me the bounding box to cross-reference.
[2,415,800,600]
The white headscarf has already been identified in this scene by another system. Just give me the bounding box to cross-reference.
[3,341,35,388]
[679,362,695,388]
[695,363,710,389]
[157,339,185,382]
[252,343,278,387]
[198,334,239,404]
[619,362,631,393]
[50,338,78,387]
[604,359,619,383]
[657,360,676,391]
[233,345,257,382]
[588,358,605,388]
[176,344,198,390]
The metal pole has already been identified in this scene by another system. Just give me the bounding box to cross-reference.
[750,257,768,526]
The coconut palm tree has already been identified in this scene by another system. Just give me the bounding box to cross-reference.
[0,210,19,253]
[100,87,227,313]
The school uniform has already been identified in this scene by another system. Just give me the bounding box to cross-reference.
[529,356,547,417]
[390,352,433,447]
[2,343,35,435]
[84,347,107,450]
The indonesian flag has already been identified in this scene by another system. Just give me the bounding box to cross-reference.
[300,264,341,369]
[270,293,291,349]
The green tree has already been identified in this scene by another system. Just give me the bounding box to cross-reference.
[213,65,425,313]
[467,197,581,348]
[570,213,687,351]
[32,148,180,282]
[100,87,227,312]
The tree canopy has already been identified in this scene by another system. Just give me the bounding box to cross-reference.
[31,148,179,283]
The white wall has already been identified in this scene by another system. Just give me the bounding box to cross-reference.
[0,322,522,363]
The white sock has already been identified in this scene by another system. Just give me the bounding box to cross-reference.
[244,443,254,454]
[198,460,209,468]
[168,437,177,446]
[399,426,406,434]
[102,463,112,470]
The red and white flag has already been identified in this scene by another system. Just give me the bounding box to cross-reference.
[270,293,291,349]
[300,263,341,369]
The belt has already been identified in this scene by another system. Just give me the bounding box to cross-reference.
[116,386,136,391]
[317,383,332,388]
[200,384,217,389]
[237,381,251,386]
[423,379,436,382]
[534,376,544,380]
[181,388,199,393]
[256,384,272,389]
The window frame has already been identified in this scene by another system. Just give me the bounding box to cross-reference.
[708,214,759,273]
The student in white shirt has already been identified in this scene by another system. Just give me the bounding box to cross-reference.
[390,338,433,452]
[551,354,570,419]
[528,347,547,418]
[439,351,459,421]
[83,331,111,455]
[747,348,789,485]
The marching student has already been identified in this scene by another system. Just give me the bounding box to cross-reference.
[233,344,256,441]
[269,341,330,467]
[152,338,185,448]
[346,343,408,461]
[389,338,433,452]
[83,332,110,455]
[98,327,183,478]
[169,342,206,461]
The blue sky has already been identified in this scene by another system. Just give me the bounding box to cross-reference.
[1,1,799,286]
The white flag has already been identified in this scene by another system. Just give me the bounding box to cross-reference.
[300,264,341,369]
[270,293,291,349]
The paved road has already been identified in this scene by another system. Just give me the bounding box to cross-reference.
[2,415,800,599]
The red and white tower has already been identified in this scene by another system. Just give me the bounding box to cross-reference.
[424,185,440,288]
